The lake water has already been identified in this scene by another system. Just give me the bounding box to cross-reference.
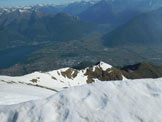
[0,46,41,69]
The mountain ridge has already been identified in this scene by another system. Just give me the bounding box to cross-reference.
[0,9,93,49]
[103,7,162,47]
[79,0,162,25]
[1,61,162,92]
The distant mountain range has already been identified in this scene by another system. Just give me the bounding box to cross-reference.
[103,7,162,47]
[0,1,96,16]
[79,0,162,25]
[0,9,93,49]
[62,1,94,15]
[1,0,162,29]
[1,0,162,25]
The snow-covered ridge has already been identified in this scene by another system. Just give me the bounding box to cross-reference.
[0,61,122,105]
[0,61,116,91]
[0,78,162,122]
[95,61,112,71]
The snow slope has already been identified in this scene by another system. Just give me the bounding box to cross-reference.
[0,61,116,91]
[0,82,55,105]
[0,68,87,91]
[0,78,162,122]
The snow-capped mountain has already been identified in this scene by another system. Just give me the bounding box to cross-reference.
[0,5,53,15]
[0,77,162,122]
[0,62,123,92]
[0,1,96,16]
[1,61,162,93]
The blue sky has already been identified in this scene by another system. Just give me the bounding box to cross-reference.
[0,0,85,7]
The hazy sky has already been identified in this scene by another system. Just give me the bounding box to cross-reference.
[0,0,87,7]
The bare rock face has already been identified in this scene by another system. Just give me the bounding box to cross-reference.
[61,68,79,79]
[60,61,123,83]
[84,61,123,83]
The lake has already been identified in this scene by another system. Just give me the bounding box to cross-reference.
[0,46,41,69]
